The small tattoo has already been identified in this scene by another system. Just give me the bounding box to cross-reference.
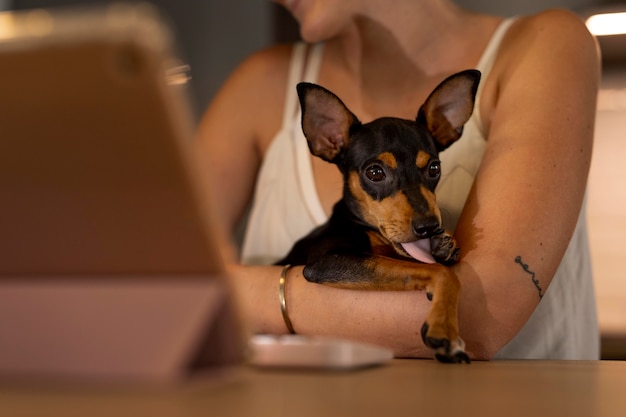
[514,256,544,299]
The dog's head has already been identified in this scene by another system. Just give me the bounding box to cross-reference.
[297,70,480,262]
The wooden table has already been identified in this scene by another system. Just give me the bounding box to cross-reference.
[1,359,625,417]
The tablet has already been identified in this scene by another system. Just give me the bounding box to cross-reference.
[0,4,243,384]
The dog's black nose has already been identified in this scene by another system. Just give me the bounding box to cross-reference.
[413,217,443,239]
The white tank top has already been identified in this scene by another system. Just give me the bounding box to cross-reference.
[240,19,600,359]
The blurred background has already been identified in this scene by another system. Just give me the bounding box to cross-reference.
[1,0,625,358]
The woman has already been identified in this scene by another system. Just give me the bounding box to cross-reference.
[195,0,600,360]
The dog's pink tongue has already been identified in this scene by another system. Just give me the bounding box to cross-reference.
[401,239,436,264]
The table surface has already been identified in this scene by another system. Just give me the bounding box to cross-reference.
[1,359,625,417]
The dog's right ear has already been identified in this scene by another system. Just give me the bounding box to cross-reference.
[297,82,361,163]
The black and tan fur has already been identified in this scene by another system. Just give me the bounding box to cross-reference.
[277,70,481,363]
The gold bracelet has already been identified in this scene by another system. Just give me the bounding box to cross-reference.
[279,264,296,334]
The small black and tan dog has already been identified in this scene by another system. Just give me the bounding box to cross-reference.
[277,70,480,363]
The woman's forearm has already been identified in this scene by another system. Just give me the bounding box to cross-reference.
[227,263,438,358]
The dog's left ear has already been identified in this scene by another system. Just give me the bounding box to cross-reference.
[417,70,481,152]
[297,82,361,163]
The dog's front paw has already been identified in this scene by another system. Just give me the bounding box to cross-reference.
[421,323,470,364]
[430,231,460,265]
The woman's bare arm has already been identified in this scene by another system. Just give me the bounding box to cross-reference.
[452,10,600,358]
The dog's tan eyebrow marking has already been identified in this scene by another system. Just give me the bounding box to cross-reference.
[378,152,397,169]
[416,150,430,169]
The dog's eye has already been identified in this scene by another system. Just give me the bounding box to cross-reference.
[365,165,386,182]
[427,160,441,179]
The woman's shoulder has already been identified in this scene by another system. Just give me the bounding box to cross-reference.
[490,9,600,88]
[209,43,301,147]
[225,43,296,95]
[478,9,600,138]
[504,9,598,63]
[210,43,297,114]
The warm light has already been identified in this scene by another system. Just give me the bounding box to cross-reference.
[586,12,626,36]
[0,11,16,40]
[0,9,53,41]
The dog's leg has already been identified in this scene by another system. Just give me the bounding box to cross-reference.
[304,255,469,363]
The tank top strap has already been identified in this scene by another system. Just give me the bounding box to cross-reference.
[302,42,324,82]
[294,42,327,225]
[472,17,516,136]
[281,42,325,130]
[475,18,516,74]
[280,43,307,130]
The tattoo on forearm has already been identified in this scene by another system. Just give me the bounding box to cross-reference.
[514,256,544,299]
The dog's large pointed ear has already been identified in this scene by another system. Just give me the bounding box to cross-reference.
[297,82,361,163]
[417,70,481,152]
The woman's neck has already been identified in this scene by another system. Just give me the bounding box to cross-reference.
[320,4,500,119]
